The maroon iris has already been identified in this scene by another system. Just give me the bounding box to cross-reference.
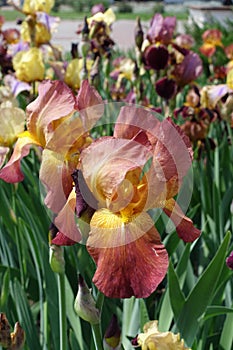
[144,45,169,71]
[155,77,177,100]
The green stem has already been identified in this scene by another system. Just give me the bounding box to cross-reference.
[96,291,104,311]
[91,291,105,350]
[91,323,104,350]
[57,273,67,350]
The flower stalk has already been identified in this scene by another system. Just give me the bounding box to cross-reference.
[49,244,67,350]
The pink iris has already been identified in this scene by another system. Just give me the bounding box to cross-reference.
[66,105,200,298]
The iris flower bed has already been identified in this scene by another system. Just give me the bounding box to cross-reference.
[0,1,233,349]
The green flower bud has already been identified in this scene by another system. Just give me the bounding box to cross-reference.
[49,244,65,274]
[74,275,100,325]
[134,17,144,51]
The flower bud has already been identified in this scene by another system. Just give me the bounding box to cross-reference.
[49,244,65,274]
[74,275,100,325]
[134,17,144,51]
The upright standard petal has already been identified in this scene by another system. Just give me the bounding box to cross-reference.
[80,136,150,210]
[113,105,159,147]
[153,118,193,183]
[76,79,104,131]
[26,80,76,146]
[173,52,203,87]
[87,210,168,298]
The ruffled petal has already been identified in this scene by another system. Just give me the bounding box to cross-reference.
[113,105,159,147]
[80,136,150,208]
[54,189,82,242]
[87,210,168,298]
[163,198,201,242]
[0,134,40,183]
[76,79,104,131]
[39,149,74,213]
[153,118,193,183]
[26,80,76,146]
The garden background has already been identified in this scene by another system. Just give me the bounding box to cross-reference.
[0,0,233,349]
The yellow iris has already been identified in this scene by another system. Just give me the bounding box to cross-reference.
[13,48,45,83]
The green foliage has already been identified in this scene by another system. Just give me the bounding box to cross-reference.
[117,2,133,14]
[1,7,233,350]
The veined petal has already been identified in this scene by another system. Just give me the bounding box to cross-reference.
[39,149,74,213]
[87,210,168,298]
[52,231,76,246]
[54,188,82,242]
[80,136,150,208]
[114,105,159,147]
[164,198,201,242]
[26,80,76,146]
[0,134,40,183]
[76,79,104,131]
[153,118,193,182]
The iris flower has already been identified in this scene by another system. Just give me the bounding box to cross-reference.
[21,12,59,46]
[50,58,94,90]
[199,29,223,58]
[22,0,55,15]
[12,47,45,83]
[0,106,25,168]
[136,321,191,350]
[0,79,103,220]
[87,8,116,36]
[200,68,233,109]
[55,105,200,298]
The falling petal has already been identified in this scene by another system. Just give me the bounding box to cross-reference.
[87,210,168,298]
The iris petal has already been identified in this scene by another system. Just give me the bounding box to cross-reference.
[26,80,76,146]
[164,198,201,242]
[87,210,168,298]
[54,188,82,243]
[0,134,40,183]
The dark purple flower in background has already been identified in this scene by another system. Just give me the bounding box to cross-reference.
[144,45,169,70]
[172,52,203,87]
[155,77,177,100]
